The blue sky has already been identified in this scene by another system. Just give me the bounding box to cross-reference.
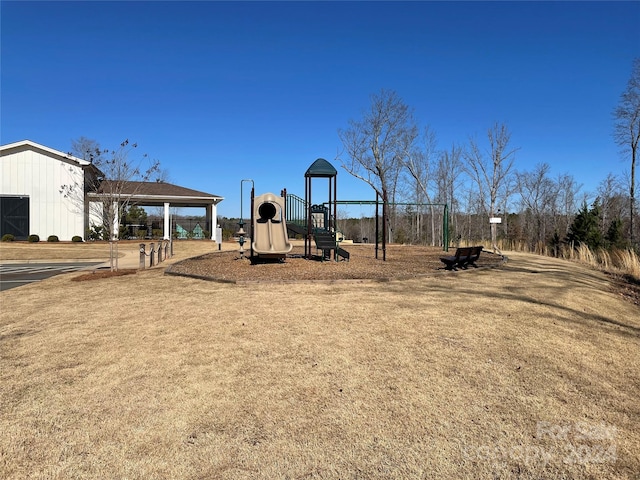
[2,1,639,219]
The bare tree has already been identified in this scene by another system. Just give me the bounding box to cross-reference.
[464,122,518,251]
[56,139,104,225]
[70,137,103,163]
[61,139,160,271]
[515,163,559,250]
[461,187,485,244]
[555,173,582,237]
[434,144,464,243]
[338,89,418,255]
[613,58,640,245]
[403,126,439,245]
[149,168,178,220]
[596,173,627,242]
[154,167,172,184]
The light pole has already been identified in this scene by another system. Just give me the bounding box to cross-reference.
[238,179,254,259]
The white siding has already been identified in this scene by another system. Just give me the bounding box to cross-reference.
[1,148,86,240]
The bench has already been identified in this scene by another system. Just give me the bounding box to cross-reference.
[440,246,483,270]
[466,245,483,268]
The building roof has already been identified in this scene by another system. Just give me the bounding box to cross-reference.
[1,139,96,168]
[89,180,223,207]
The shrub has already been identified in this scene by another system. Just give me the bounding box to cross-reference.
[47,235,60,242]
[87,225,107,241]
[72,235,83,243]
[28,234,40,243]
[1,234,15,242]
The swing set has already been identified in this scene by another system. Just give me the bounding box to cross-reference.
[328,198,450,260]
[281,158,449,262]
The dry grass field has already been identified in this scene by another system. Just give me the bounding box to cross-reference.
[0,241,117,261]
[1,241,639,479]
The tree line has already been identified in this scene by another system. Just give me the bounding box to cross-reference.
[336,58,640,253]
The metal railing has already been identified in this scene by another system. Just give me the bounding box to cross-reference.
[283,191,307,228]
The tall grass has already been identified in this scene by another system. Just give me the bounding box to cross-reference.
[498,239,640,279]
[608,248,640,278]
[556,244,640,279]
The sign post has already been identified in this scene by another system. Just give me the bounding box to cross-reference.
[215,226,223,251]
[489,217,502,254]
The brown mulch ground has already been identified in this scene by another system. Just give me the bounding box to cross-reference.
[166,244,505,283]
[71,269,138,282]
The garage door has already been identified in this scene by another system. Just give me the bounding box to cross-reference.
[0,196,30,240]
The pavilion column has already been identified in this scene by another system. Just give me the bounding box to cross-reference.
[112,201,119,240]
[207,202,218,241]
[163,202,170,240]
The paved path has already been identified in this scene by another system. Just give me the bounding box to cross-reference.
[0,262,102,291]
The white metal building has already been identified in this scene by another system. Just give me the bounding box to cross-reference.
[0,140,223,241]
[0,140,98,241]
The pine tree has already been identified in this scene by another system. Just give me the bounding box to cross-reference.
[604,218,627,250]
[567,202,603,250]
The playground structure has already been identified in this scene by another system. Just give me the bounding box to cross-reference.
[241,158,449,263]
[241,158,350,263]
[251,192,293,261]
[302,158,348,261]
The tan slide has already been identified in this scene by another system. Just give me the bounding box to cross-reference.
[252,192,293,258]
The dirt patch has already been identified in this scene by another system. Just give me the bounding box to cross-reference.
[71,268,138,282]
[608,272,640,306]
[166,244,505,283]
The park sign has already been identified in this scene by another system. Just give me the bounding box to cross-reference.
[489,217,502,224]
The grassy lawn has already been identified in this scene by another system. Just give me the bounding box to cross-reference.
[1,243,638,479]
